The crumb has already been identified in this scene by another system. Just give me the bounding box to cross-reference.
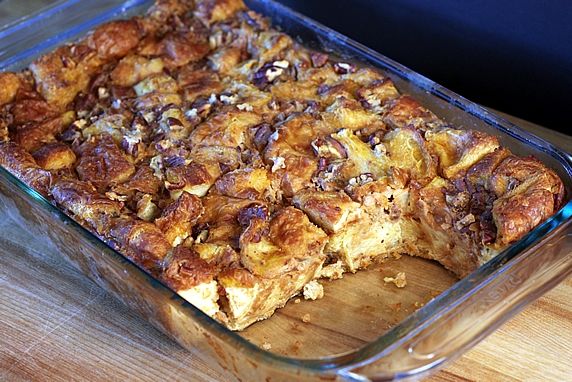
[319,260,345,280]
[303,280,324,300]
[301,313,311,323]
[294,298,301,304]
[414,301,424,308]
[236,103,253,112]
[262,342,272,350]
[384,271,407,288]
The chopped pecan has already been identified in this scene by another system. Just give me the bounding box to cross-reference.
[333,62,356,74]
[445,191,470,211]
[348,173,374,187]
[455,213,476,231]
[311,136,348,160]
[120,131,144,158]
[252,61,289,89]
[310,52,328,68]
[251,123,273,152]
[237,204,269,228]
[357,78,400,109]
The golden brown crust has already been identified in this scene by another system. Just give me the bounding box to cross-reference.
[426,127,499,179]
[29,46,94,110]
[323,97,383,131]
[162,31,211,68]
[214,167,275,200]
[155,191,204,245]
[88,20,142,60]
[465,147,512,187]
[490,155,560,196]
[179,70,223,102]
[111,55,165,87]
[218,266,256,288]
[162,246,216,290]
[193,242,240,269]
[195,0,246,24]
[189,110,262,148]
[383,95,444,130]
[239,206,327,278]
[0,142,52,196]
[51,178,123,232]
[0,73,21,106]
[491,155,564,246]
[13,117,65,152]
[76,135,136,190]
[11,98,59,125]
[292,190,358,234]
[109,216,171,269]
[164,161,219,198]
[32,142,77,170]
[384,126,437,181]
[113,165,162,196]
[198,195,264,247]
[493,186,555,246]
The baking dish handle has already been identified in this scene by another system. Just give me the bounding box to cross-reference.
[338,221,572,381]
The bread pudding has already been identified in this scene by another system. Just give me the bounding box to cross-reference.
[0,0,564,331]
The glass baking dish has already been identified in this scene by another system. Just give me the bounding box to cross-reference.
[1,0,571,380]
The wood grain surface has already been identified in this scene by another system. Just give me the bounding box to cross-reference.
[1,113,571,382]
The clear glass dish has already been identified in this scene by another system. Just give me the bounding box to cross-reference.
[0,0,571,380]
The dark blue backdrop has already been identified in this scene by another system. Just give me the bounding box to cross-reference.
[278,0,572,133]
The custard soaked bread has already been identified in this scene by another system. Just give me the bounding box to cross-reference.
[0,0,564,330]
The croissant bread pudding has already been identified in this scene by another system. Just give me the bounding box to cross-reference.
[0,0,564,331]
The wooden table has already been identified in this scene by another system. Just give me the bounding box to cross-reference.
[1,112,571,382]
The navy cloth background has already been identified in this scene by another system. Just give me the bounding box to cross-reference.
[277,0,572,133]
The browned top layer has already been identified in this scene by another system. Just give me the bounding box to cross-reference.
[0,0,564,301]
